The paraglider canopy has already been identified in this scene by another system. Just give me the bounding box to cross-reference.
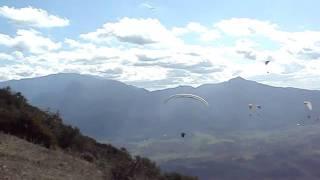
[304,101,313,111]
[248,104,262,111]
[264,59,271,73]
[164,94,209,107]
[248,104,255,111]
[265,60,271,65]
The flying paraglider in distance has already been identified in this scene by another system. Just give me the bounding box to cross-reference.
[304,101,313,111]
[264,60,271,65]
[264,57,272,73]
[180,132,186,138]
[164,94,208,139]
[248,104,256,111]
[164,94,209,107]
[248,104,262,117]
[248,104,255,117]
[304,101,313,120]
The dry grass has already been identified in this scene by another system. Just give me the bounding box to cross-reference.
[0,132,106,180]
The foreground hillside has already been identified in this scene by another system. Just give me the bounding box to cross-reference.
[0,133,105,180]
[0,87,196,180]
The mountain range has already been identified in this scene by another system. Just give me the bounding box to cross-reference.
[1,73,319,141]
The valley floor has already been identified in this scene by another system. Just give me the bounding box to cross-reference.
[121,124,320,180]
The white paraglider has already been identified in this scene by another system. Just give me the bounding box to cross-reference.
[248,104,255,111]
[164,94,209,107]
[304,101,313,111]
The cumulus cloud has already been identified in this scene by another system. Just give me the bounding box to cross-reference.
[81,17,181,46]
[172,22,208,36]
[0,53,13,61]
[0,29,61,54]
[172,22,221,41]
[0,6,69,28]
[136,54,167,61]
[0,64,53,81]
[135,54,224,75]
[236,50,257,60]
[297,48,320,60]
[2,16,320,90]
[97,67,123,78]
[215,18,278,37]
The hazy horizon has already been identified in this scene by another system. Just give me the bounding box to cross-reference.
[1,72,320,91]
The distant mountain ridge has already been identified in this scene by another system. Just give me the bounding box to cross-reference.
[1,73,320,140]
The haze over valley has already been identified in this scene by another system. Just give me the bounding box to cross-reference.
[2,73,320,179]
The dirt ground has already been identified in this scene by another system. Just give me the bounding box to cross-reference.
[0,132,106,180]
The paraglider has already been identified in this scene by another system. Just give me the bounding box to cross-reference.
[248,104,262,117]
[180,132,186,138]
[248,104,256,112]
[303,101,313,120]
[264,57,272,73]
[304,101,313,111]
[164,94,209,107]
[248,104,255,117]
[249,104,262,111]
[164,94,208,140]
[264,60,271,65]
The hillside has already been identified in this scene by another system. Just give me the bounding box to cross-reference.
[0,87,196,180]
[0,133,105,180]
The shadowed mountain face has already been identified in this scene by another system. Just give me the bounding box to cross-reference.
[1,74,320,140]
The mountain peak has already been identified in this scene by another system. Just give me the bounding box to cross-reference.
[228,76,247,82]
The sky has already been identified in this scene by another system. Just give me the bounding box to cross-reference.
[0,0,320,90]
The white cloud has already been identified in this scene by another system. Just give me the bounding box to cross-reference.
[81,17,182,47]
[0,6,69,28]
[200,30,221,42]
[0,29,61,54]
[172,22,208,36]
[0,52,24,63]
[172,22,221,42]
[215,18,278,37]
[1,17,320,90]
[0,53,13,61]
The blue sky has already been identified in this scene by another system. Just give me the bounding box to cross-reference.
[0,0,320,89]
[1,0,319,34]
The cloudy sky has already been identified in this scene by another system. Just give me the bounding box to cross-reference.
[0,0,320,90]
